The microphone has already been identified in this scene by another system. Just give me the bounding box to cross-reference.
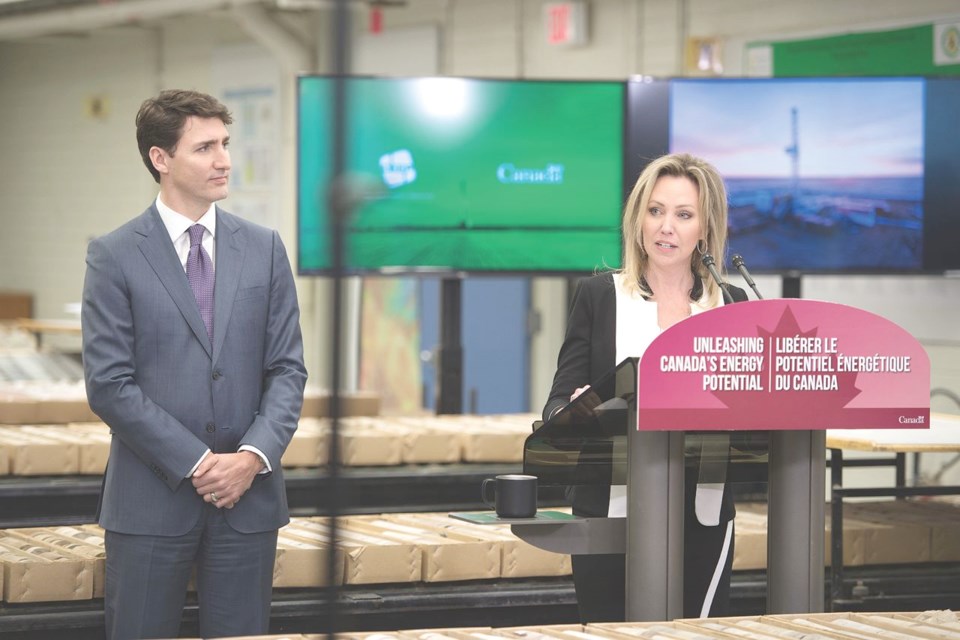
[732,254,764,300]
[701,253,734,305]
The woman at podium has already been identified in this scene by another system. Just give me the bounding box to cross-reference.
[543,153,748,621]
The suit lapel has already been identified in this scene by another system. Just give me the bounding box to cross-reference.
[136,206,213,359]
[212,209,245,364]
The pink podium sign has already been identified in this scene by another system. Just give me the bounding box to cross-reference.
[637,299,930,431]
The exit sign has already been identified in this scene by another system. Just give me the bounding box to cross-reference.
[544,1,588,47]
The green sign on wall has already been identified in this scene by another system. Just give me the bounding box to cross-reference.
[750,23,960,76]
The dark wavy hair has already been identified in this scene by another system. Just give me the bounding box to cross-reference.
[135,89,233,183]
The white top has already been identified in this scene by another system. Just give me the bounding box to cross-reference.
[609,273,727,524]
[612,273,720,365]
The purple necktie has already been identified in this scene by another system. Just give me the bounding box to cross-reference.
[186,224,214,343]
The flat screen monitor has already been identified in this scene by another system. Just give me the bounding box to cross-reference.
[626,76,960,274]
[298,76,625,274]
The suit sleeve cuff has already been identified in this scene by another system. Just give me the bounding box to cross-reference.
[187,449,211,478]
[238,445,272,474]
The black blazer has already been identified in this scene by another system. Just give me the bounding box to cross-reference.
[544,272,748,421]
[542,272,749,523]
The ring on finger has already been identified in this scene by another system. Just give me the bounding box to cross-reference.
[210,492,219,503]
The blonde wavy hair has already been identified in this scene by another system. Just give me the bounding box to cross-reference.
[619,153,729,302]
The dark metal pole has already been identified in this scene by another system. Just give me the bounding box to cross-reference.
[768,272,824,614]
[326,0,351,634]
[436,277,463,414]
[781,273,802,299]
[626,430,684,620]
[830,447,844,609]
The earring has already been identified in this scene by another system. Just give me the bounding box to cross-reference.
[697,238,708,254]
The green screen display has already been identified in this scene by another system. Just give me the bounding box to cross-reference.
[298,77,624,273]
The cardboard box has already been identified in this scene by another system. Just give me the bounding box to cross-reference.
[0,391,37,424]
[274,531,340,588]
[677,617,796,640]
[744,616,852,640]
[731,508,767,571]
[346,517,500,582]
[284,517,421,585]
[445,626,586,640]
[33,397,99,424]
[66,422,113,473]
[75,524,106,543]
[282,416,410,467]
[0,382,98,425]
[927,506,960,562]
[345,418,460,464]
[334,634,420,640]
[340,423,402,466]
[841,502,931,565]
[845,613,949,640]
[219,636,310,640]
[593,615,960,640]
[0,438,9,475]
[0,426,80,475]
[515,628,618,640]
[893,611,960,633]
[20,425,109,474]
[420,631,508,640]
[0,382,96,424]
[440,416,527,463]
[588,622,715,640]
[768,612,891,640]
[300,389,329,419]
[734,501,929,568]
[300,389,381,418]
[7,527,106,598]
[404,629,495,640]
[0,533,93,602]
[51,526,108,597]
[65,421,110,434]
[860,499,960,562]
[282,418,328,468]
[0,291,33,320]
[77,430,111,474]
[386,512,571,578]
[777,613,920,640]
[824,615,929,640]
[342,391,381,417]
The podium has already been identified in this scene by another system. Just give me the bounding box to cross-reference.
[505,299,931,621]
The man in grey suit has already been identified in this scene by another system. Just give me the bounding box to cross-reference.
[81,89,307,639]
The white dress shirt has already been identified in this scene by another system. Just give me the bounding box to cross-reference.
[155,196,217,269]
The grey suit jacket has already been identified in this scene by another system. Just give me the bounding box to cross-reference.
[82,204,307,536]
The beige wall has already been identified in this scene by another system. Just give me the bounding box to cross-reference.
[1,0,959,408]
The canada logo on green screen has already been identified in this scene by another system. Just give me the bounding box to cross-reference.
[496,162,566,184]
[379,149,417,188]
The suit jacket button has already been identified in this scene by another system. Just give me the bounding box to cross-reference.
[212,370,222,380]
[206,423,216,433]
